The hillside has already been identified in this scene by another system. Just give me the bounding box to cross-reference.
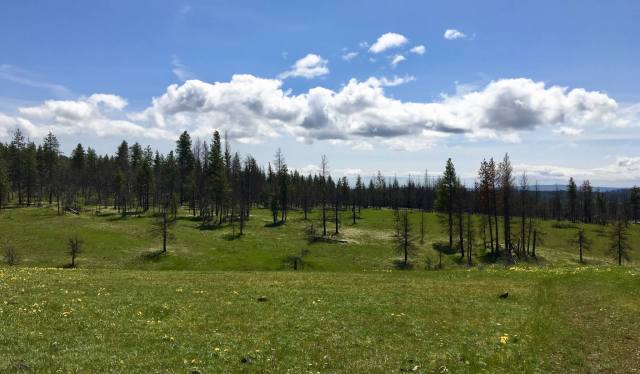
[1,207,637,271]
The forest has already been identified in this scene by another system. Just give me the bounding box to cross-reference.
[0,128,637,267]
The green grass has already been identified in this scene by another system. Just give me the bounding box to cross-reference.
[1,207,639,372]
[1,267,639,372]
[0,206,637,271]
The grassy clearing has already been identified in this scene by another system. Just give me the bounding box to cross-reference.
[0,206,637,271]
[1,267,639,372]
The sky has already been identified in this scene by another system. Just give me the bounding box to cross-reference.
[1,0,639,186]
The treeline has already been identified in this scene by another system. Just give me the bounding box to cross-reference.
[0,129,638,241]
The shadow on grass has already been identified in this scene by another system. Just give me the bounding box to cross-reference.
[105,211,139,221]
[139,249,166,261]
[223,233,243,241]
[177,215,202,222]
[392,259,414,270]
[432,242,457,255]
[264,220,285,228]
[198,223,224,231]
[308,236,348,244]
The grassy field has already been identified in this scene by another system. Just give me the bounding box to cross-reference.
[0,206,637,271]
[1,207,639,372]
[1,267,639,372]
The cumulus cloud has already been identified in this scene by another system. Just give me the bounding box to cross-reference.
[0,76,630,151]
[517,156,640,183]
[410,45,426,55]
[444,29,466,40]
[390,55,406,67]
[342,51,358,61]
[279,54,329,79]
[1,94,174,140]
[369,32,408,53]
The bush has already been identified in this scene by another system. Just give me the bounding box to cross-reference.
[3,246,20,266]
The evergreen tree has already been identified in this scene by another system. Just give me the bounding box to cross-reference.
[609,219,631,265]
[176,131,195,205]
[435,158,458,250]
[567,177,578,222]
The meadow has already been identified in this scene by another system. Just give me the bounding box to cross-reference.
[1,207,639,372]
[1,206,637,271]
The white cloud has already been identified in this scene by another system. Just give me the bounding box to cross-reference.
[171,56,195,82]
[1,94,174,140]
[553,126,584,136]
[410,45,426,55]
[369,32,408,53]
[517,156,640,183]
[0,64,72,98]
[390,55,406,67]
[0,76,631,152]
[444,29,467,40]
[365,75,415,87]
[279,54,329,79]
[342,51,358,61]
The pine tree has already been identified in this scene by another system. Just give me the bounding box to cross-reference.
[609,219,631,265]
[570,228,592,264]
[498,154,514,258]
[435,158,458,250]
[567,177,578,222]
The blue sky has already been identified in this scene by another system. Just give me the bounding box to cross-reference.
[1,1,639,185]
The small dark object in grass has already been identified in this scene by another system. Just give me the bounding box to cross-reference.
[14,360,29,370]
[499,292,509,299]
[190,370,201,374]
[241,356,253,364]
[257,296,268,302]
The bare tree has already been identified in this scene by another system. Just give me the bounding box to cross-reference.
[152,205,176,254]
[394,208,413,268]
[570,228,592,264]
[68,236,83,268]
[3,245,20,266]
[285,249,310,271]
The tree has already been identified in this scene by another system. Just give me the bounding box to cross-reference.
[581,180,593,223]
[466,214,474,266]
[285,249,310,271]
[68,236,83,268]
[629,186,640,224]
[208,131,228,224]
[609,219,631,265]
[8,129,26,205]
[394,208,413,268]
[176,131,195,206]
[42,132,60,204]
[498,154,514,258]
[478,160,495,255]
[518,171,529,258]
[274,148,288,223]
[152,204,176,255]
[3,245,20,266]
[435,158,458,250]
[567,177,577,222]
[320,155,329,236]
[570,228,592,264]
[0,157,8,210]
